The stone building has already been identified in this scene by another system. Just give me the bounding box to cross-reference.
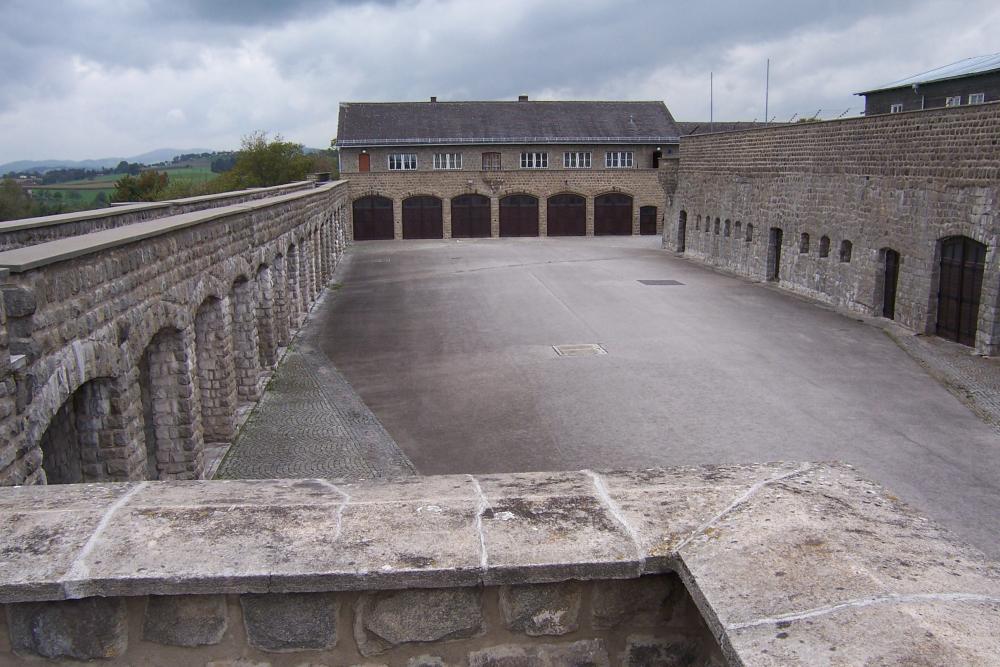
[859,52,1000,115]
[336,98,679,240]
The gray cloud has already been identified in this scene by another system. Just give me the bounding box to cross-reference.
[1,0,997,162]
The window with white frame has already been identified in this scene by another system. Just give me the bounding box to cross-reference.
[482,152,501,171]
[520,152,548,168]
[388,153,417,170]
[890,103,903,113]
[605,151,633,168]
[563,151,591,168]
[433,153,462,169]
[945,96,962,108]
[969,92,985,105]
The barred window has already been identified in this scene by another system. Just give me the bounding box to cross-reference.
[433,153,462,169]
[563,151,591,168]
[605,151,633,168]
[520,152,548,168]
[388,153,417,170]
[890,103,903,113]
[482,152,501,171]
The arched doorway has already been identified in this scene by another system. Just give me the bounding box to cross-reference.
[352,196,393,240]
[499,194,539,237]
[402,196,443,239]
[451,194,491,238]
[640,206,658,236]
[594,193,633,235]
[546,194,585,236]
[937,236,986,346]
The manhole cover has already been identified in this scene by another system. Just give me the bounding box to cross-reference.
[553,344,607,357]
[638,280,684,286]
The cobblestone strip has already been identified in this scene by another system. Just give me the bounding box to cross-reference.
[215,326,416,481]
[888,330,1000,434]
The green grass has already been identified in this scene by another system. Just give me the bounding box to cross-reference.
[32,188,114,205]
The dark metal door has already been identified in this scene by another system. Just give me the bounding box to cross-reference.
[451,194,491,238]
[500,195,539,237]
[595,193,633,235]
[640,206,658,235]
[402,196,443,239]
[546,194,585,236]
[767,227,783,281]
[937,236,986,346]
[352,196,393,240]
[882,249,900,319]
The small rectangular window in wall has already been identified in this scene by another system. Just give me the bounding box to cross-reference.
[969,93,985,105]
[520,152,548,169]
[388,153,417,170]
[563,152,592,168]
[890,103,903,113]
[605,151,634,168]
[482,152,501,171]
[433,153,463,169]
[945,96,962,108]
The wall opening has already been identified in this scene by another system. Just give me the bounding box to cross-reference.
[38,377,119,484]
[880,248,901,320]
[767,227,783,281]
[937,236,986,347]
[194,297,236,444]
[676,210,687,252]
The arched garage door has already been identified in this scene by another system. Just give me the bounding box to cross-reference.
[352,196,394,240]
[595,193,633,235]
[403,196,443,239]
[451,194,491,238]
[500,194,539,237]
[546,194,585,236]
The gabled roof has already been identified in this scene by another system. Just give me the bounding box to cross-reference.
[336,100,679,147]
[858,52,1000,94]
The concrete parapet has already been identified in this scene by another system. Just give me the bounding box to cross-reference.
[0,463,998,664]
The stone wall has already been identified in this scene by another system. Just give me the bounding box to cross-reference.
[0,181,317,251]
[664,101,1000,354]
[0,182,350,486]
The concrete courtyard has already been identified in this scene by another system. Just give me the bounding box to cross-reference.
[312,237,1000,557]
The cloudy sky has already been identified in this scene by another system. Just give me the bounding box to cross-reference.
[1,0,998,162]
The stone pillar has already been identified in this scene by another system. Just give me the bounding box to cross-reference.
[443,200,452,239]
[298,235,313,311]
[632,203,640,236]
[194,297,238,444]
[286,244,302,329]
[393,198,403,240]
[490,196,500,238]
[255,265,278,368]
[272,255,292,348]
[230,279,262,405]
[585,196,595,237]
[0,273,27,486]
[538,197,548,237]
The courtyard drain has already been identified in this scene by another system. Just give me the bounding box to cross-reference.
[638,279,684,286]
[553,343,608,357]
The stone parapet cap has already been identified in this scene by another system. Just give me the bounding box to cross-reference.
[1,462,998,665]
[0,180,347,273]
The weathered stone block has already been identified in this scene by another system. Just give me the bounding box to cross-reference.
[1,287,36,318]
[591,575,672,629]
[468,639,610,667]
[6,596,128,660]
[499,581,581,636]
[621,635,701,667]
[407,656,447,667]
[142,593,228,646]
[355,587,483,656]
[240,592,339,652]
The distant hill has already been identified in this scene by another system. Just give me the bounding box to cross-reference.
[1,148,215,174]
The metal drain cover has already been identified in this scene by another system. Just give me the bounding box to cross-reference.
[553,344,607,357]
[638,280,684,286]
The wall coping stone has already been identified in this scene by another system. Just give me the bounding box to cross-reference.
[1,462,999,665]
[0,181,316,233]
[0,181,345,272]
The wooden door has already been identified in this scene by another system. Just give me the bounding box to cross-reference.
[640,206,658,235]
[359,153,370,172]
[402,196,443,239]
[594,194,633,235]
[352,196,393,240]
[451,194,491,238]
[937,236,986,346]
[499,195,539,237]
[546,194,585,236]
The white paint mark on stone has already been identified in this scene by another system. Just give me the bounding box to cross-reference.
[584,470,641,557]
[315,479,350,542]
[494,511,516,521]
[417,505,443,514]
[673,463,816,554]
[469,475,489,570]
[728,592,1000,631]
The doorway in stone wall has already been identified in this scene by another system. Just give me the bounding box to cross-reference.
[937,236,986,347]
[882,248,900,320]
[767,227,783,281]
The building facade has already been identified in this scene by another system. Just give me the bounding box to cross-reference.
[859,52,1000,115]
[337,98,679,240]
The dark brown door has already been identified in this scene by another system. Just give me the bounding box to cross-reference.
[594,193,633,235]
[546,194,585,236]
[359,153,370,172]
[640,206,658,235]
[499,195,539,237]
[451,194,491,238]
[882,249,900,319]
[937,236,986,346]
[402,196,443,239]
[352,195,393,240]
[767,227,783,281]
